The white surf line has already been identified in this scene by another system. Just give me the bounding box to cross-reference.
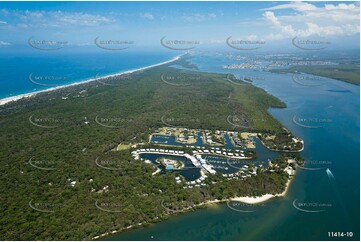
[0,54,184,106]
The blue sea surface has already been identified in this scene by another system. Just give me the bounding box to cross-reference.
[0,47,178,99]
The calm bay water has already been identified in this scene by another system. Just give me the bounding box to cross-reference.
[106,51,360,240]
[140,153,201,181]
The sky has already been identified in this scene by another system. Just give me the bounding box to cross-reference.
[0,1,359,50]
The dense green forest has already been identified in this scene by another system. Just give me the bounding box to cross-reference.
[271,64,360,85]
[0,57,296,240]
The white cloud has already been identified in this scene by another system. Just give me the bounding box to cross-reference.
[261,2,359,39]
[54,12,112,26]
[140,12,154,20]
[209,40,223,44]
[262,2,317,11]
[264,33,286,41]
[245,34,263,41]
[182,13,217,22]
[0,40,11,46]
[1,9,114,28]
[325,3,358,10]
[263,11,296,36]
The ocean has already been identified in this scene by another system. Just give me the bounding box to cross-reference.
[0,46,178,99]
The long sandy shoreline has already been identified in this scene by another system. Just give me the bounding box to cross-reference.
[230,178,292,204]
[92,176,293,240]
[0,54,182,106]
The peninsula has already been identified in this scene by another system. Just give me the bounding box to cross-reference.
[0,55,304,241]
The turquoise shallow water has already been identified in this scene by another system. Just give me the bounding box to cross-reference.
[106,51,360,241]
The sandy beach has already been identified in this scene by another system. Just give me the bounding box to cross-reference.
[0,54,182,106]
[230,174,292,204]
[91,176,293,240]
[197,176,292,206]
[230,194,276,204]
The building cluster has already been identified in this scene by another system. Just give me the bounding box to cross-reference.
[191,147,246,159]
[131,148,185,160]
[221,165,259,180]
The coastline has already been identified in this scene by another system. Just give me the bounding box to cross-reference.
[93,138,296,240]
[231,177,292,204]
[0,54,182,106]
[93,174,294,240]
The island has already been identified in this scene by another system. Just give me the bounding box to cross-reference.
[271,65,360,85]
